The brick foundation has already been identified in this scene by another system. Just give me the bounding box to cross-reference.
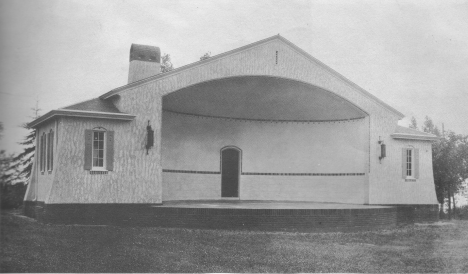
[23,202,438,232]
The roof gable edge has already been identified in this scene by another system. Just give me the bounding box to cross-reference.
[99,35,405,119]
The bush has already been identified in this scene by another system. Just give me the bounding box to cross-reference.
[0,183,27,210]
[455,205,468,220]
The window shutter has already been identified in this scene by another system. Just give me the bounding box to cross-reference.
[50,131,54,170]
[46,132,50,171]
[84,130,92,170]
[41,134,46,172]
[401,148,406,179]
[106,131,114,171]
[40,135,43,172]
[414,148,419,179]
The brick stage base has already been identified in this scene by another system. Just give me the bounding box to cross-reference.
[23,201,438,232]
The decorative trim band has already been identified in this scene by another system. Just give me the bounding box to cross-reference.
[391,133,439,141]
[163,110,366,124]
[242,172,365,176]
[162,169,365,176]
[163,169,220,174]
[90,171,108,175]
[28,109,136,128]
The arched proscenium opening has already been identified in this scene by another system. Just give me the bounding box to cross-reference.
[160,76,369,203]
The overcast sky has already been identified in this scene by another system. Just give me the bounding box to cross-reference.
[1,0,467,154]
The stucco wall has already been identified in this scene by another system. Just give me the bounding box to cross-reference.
[25,120,56,202]
[369,138,438,204]
[112,38,420,204]
[161,112,368,202]
[47,117,161,204]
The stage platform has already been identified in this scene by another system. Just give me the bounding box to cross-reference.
[24,200,443,232]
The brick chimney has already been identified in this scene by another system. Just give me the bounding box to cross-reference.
[128,44,161,83]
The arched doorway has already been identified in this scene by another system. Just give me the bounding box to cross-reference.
[221,147,241,198]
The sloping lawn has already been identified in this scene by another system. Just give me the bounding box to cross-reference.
[1,210,467,273]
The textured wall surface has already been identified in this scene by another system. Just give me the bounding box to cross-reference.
[161,111,368,202]
[27,37,437,205]
[162,112,368,172]
[47,117,161,204]
[369,138,438,204]
[128,60,160,83]
[162,173,221,200]
[240,175,366,203]
[25,120,56,202]
[111,38,435,205]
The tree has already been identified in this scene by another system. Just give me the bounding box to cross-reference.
[200,51,211,61]
[0,122,26,209]
[409,116,418,130]
[423,115,468,219]
[160,53,174,73]
[423,116,441,137]
[10,103,40,182]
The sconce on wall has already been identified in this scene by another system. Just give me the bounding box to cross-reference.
[146,120,154,155]
[378,137,386,163]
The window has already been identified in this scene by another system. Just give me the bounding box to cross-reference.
[40,133,45,172]
[84,128,114,172]
[92,131,106,169]
[402,147,419,180]
[47,130,54,171]
[406,148,413,178]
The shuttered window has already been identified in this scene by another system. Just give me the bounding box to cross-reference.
[402,147,419,180]
[84,129,114,172]
[47,130,54,171]
[40,133,46,172]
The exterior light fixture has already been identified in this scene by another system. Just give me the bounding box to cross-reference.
[146,120,154,155]
[378,137,386,163]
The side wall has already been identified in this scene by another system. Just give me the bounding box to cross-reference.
[369,138,438,204]
[24,120,57,202]
[162,112,369,203]
[47,117,161,204]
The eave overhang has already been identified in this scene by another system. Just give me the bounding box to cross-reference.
[27,109,136,129]
[98,35,405,119]
[391,133,440,141]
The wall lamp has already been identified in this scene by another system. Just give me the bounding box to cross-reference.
[146,120,154,155]
[378,137,386,163]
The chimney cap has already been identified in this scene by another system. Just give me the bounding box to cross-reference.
[130,44,161,63]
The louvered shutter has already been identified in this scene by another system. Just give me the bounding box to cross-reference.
[414,149,419,179]
[401,148,406,179]
[46,132,50,171]
[84,130,93,170]
[40,135,43,172]
[50,131,54,170]
[106,131,114,171]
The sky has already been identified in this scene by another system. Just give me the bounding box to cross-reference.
[1,0,467,154]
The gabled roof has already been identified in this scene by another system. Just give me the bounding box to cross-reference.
[391,125,439,141]
[99,35,404,118]
[27,98,135,128]
[63,98,122,113]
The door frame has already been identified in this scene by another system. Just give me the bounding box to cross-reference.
[220,146,242,199]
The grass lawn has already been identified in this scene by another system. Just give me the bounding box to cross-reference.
[1,210,468,273]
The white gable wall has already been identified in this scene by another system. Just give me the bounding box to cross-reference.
[110,38,436,205]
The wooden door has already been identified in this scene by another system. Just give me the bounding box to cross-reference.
[221,147,240,198]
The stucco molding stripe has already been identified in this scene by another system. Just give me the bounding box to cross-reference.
[162,169,365,176]
[162,169,220,174]
[242,172,366,176]
[391,133,439,141]
[163,110,366,123]
[27,109,136,128]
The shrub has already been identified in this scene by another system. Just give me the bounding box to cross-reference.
[0,182,27,210]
